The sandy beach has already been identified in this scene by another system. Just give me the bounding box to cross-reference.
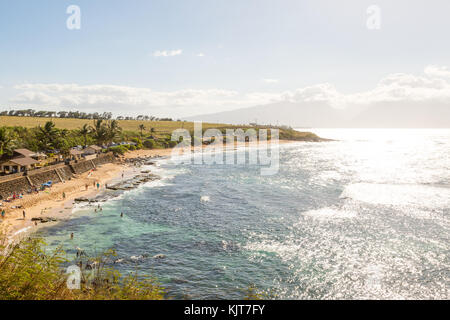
[0,148,174,240]
[0,140,293,241]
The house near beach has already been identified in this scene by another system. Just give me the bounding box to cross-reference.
[69,148,83,160]
[0,148,44,174]
[83,145,102,156]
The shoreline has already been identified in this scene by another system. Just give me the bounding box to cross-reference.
[1,148,175,242]
[1,140,295,242]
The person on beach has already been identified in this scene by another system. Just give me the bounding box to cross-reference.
[97,182,100,189]
[22,210,26,219]
[85,184,88,190]
[70,232,74,240]
[63,192,66,200]
[120,212,123,218]
[1,209,5,219]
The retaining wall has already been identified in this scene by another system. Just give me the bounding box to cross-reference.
[0,153,115,199]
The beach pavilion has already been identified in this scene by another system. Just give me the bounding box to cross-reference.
[0,156,39,174]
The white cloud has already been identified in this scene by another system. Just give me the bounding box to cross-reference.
[8,66,450,116]
[424,65,450,78]
[281,66,450,109]
[262,78,279,84]
[9,84,250,116]
[153,49,183,57]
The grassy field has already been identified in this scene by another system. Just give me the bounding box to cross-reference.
[0,116,322,141]
[0,116,228,134]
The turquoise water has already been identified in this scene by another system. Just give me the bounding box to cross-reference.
[37,129,450,299]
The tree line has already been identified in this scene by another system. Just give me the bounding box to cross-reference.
[0,119,124,158]
[0,109,174,121]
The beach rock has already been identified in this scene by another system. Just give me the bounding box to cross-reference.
[74,197,90,202]
[31,217,57,223]
[172,278,188,284]
[153,254,166,260]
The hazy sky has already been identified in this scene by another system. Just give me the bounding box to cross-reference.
[1,0,450,117]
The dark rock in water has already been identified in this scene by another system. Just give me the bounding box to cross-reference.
[31,217,57,223]
[172,278,188,284]
[74,197,90,202]
[106,173,160,191]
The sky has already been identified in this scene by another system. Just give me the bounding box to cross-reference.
[1,0,450,118]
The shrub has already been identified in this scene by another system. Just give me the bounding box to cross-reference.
[108,145,127,155]
[130,138,143,149]
[143,139,156,149]
[0,231,165,300]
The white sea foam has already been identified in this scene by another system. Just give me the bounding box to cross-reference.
[200,195,210,202]
[13,226,32,236]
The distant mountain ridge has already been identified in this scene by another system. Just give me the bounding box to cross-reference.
[186,100,450,128]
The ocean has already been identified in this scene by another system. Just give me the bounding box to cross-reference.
[37,129,450,299]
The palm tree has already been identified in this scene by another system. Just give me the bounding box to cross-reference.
[90,119,108,145]
[79,124,90,147]
[138,124,146,137]
[38,121,58,150]
[106,120,121,145]
[0,127,13,157]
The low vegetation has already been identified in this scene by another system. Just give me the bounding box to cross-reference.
[0,231,165,300]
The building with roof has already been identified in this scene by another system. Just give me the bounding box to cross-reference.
[0,156,39,174]
[0,148,46,174]
[83,145,103,155]
[69,148,83,160]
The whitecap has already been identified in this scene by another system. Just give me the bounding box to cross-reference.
[200,196,210,202]
[13,226,32,236]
